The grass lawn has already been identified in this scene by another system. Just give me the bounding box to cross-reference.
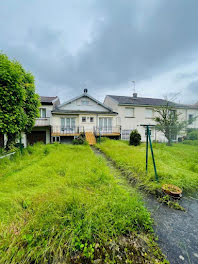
[96,139,198,195]
[0,143,167,263]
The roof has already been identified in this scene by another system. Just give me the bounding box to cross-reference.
[58,92,113,112]
[52,109,117,115]
[40,96,59,105]
[107,95,189,108]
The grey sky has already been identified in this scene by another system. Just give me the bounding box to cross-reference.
[0,0,198,104]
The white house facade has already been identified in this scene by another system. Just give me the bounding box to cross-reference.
[104,93,198,142]
[50,89,120,144]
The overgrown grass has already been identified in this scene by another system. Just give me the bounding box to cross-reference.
[183,140,198,146]
[0,143,167,263]
[96,139,198,195]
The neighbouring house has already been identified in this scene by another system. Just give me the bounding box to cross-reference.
[104,93,198,142]
[26,96,60,146]
[50,89,120,144]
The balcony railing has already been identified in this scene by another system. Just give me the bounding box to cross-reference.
[34,118,50,127]
[52,126,84,135]
[51,126,121,136]
[94,126,121,135]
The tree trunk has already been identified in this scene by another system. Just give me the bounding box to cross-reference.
[166,140,172,146]
[6,133,17,151]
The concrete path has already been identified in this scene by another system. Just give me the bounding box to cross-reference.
[144,195,198,264]
[92,147,198,264]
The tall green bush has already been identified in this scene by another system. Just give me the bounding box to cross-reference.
[187,130,198,140]
[129,130,141,146]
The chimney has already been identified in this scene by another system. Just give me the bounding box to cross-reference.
[133,92,138,98]
[84,88,88,94]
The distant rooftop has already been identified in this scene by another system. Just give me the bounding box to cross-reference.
[40,96,58,104]
[107,94,190,108]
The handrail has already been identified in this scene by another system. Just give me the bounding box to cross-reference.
[52,126,84,134]
[94,126,121,135]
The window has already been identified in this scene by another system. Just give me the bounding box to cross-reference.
[81,99,89,105]
[99,118,112,129]
[61,118,76,129]
[188,114,194,124]
[125,108,134,117]
[53,136,60,143]
[82,117,86,122]
[145,129,152,136]
[40,108,46,118]
[145,109,153,118]
[90,117,94,122]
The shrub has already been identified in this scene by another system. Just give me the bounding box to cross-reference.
[73,133,87,145]
[187,130,198,140]
[129,130,141,146]
[183,140,198,146]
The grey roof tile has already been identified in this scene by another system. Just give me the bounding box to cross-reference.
[40,96,58,104]
[107,95,189,108]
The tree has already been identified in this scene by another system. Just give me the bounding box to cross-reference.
[0,53,40,149]
[153,101,189,146]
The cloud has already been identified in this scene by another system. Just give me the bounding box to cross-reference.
[1,0,198,102]
[187,80,198,95]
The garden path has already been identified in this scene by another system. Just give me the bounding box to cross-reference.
[92,146,198,264]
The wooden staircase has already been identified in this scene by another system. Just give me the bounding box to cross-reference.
[85,132,96,145]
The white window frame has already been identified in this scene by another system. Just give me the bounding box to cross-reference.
[90,117,94,123]
[61,118,76,129]
[40,108,46,118]
[82,117,86,123]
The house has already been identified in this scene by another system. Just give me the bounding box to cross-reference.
[104,93,198,142]
[25,96,60,146]
[50,89,120,144]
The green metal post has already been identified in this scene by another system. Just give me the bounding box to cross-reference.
[148,129,158,181]
[146,126,149,172]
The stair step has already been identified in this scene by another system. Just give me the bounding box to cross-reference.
[85,132,96,145]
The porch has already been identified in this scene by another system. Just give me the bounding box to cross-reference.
[51,126,121,137]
